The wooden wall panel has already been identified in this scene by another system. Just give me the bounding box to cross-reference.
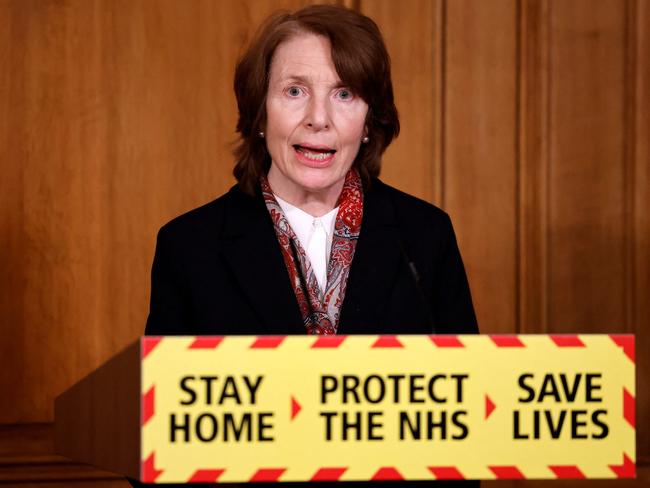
[444,0,518,333]
[360,0,441,204]
[0,0,30,428]
[518,0,550,333]
[547,0,628,333]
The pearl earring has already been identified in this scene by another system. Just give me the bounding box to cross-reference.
[258,131,265,138]
[362,136,369,143]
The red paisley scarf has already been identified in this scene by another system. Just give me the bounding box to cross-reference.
[260,170,363,334]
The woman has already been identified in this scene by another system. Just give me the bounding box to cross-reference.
[139,4,478,487]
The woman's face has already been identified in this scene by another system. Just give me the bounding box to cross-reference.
[265,33,368,202]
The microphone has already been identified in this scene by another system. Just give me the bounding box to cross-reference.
[397,239,436,334]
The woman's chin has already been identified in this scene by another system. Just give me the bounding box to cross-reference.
[293,169,346,195]
[268,160,350,201]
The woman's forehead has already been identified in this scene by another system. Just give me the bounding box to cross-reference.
[270,33,341,85]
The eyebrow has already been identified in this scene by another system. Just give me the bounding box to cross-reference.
[280,74,346,89]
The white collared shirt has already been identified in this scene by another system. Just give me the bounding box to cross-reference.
[275,195,338,293]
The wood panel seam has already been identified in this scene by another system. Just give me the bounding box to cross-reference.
[543,0,552,333]
[623,0,637,335]
[439,0,447,209]
[515,0,522,334]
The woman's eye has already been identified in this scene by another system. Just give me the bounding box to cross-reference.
[338,89,353,100]
[287,86,302,97]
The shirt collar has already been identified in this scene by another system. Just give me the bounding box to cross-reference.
[274,195,338,246]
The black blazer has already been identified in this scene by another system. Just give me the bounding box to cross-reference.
[145,179,477,337]
[134,179,479,488]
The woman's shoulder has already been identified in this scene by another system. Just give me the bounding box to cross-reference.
[155,184,252,245]
[368,178,452,230]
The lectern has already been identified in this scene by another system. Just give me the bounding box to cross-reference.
[55,334,636,483]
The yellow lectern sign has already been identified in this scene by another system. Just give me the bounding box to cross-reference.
[140,335,635,483]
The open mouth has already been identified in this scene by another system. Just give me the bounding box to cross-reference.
[293,144,337,162]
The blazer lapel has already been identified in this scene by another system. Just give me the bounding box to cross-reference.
[339,181,403,334]
[219,186,305,335]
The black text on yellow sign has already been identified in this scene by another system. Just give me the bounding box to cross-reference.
[140,335,635,482]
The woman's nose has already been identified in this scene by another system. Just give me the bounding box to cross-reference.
[304,95,330,131]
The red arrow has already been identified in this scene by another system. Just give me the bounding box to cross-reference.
[485,394,496,420]
[291,396,301,420]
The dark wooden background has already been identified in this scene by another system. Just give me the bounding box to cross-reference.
[1,0,648,485]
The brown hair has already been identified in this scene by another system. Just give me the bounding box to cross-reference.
[233,4,400,194]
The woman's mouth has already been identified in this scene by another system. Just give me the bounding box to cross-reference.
[293,144,336,165]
